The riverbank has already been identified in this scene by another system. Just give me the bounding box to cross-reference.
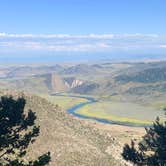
[51,93,153,127]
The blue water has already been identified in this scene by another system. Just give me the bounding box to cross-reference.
[51,93,150,127]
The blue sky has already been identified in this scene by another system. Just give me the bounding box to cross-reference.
[0,0,166,62]
[1,0,166,34]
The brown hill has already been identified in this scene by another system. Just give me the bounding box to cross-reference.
[0,90,126,166]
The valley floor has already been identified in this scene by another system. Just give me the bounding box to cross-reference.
[42,93,165,127]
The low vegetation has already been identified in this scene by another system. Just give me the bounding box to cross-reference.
[39,94,88,110]
[76,101,165,126]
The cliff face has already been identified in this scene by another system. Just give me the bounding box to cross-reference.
[51,75,86,93]
[64,77,84,88]
[71,79,84,88]
[51,74,68,92]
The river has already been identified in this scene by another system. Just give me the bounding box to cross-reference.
[51,93,150,127]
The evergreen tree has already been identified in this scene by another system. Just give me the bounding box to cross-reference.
[0,96,51,165]
[122,115,166,166]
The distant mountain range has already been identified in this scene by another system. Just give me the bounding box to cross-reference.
[1,61,166,105]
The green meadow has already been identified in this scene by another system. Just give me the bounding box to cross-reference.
[75,101,165,126]
[39,94,88,110]
[39,94,165,126]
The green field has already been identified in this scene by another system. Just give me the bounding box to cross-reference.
[39,94,165,126]
[76,101,165,125]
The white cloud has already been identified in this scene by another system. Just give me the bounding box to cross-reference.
[159,45,166,48]
[0,33,159,39]
[0,33,165,53]
[0,33,115,39]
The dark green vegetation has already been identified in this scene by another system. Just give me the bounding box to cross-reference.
[122,116,166,165]
[0,95,50,165]
[0,90,123,166]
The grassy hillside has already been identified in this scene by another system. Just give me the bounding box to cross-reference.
[0,73,68,94]
[115,67,166,83]
[0,90,127,166]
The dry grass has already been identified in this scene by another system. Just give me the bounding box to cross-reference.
[0,90,127,166]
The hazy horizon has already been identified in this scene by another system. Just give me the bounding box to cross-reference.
[0,0,166,63]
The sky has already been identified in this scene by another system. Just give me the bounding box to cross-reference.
[0,0,166,62]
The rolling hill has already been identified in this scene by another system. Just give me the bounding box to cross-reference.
[1,61,166,105]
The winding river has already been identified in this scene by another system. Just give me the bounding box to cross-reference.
[51,93,150,127]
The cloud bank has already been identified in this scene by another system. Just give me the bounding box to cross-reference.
[0,33,166,54]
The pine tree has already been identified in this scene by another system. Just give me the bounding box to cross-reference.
[122,115,166,166]
[0,96,51,165]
